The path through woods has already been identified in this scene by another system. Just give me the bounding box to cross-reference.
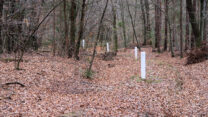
[0,48,208,116]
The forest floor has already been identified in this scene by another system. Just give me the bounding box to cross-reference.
[0,47,208,117]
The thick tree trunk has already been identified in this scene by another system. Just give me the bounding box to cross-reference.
[144,0,151,41]
[155,0,161,52]
[52,0,56,56]
[68,0,77,58]
[63,0,69,53]
[74,0,86,60]
[186,0,201,47]
[140,0,147,46]
[204,0,208,41]
[163,0,168,51]
[0,0,4,53]
[185,8,190,51]
[112,1,118,53]
[200,0,207,41]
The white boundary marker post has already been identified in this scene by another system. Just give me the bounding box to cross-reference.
[135,47,138,60]
[106,43,110,52]
[82,40,85,49]
[141,52,146,79]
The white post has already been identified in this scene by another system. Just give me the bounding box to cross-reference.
[141,52,146,79]
[106,43,110,52]
[82,40,85,49]
[135,47,138,60]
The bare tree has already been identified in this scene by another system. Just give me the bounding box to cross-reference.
[88,0,109,77]
[126,0,140,50]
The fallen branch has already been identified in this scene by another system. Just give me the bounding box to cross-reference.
[3,82,25,87]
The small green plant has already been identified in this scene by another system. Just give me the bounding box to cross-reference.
[130,75,137,80]
[83,69,94,79]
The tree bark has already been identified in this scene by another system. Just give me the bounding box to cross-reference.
[144,0,151,41]
[186,0,201,47]
[0,0,4,53]
[185,8,190,51]
[68,0,77,58]
[112,1,118,53]
[63,0,69,53]
[140,0,147,45]
[120,0,127,48]
[180,0,183,58]
[74,0,86,60]
[155,0,161,52]
[52,0,56,56]
[163,0,168,51]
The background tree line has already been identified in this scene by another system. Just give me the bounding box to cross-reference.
[0,0,207,69]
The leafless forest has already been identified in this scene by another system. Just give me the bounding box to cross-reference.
[0,0,208,116]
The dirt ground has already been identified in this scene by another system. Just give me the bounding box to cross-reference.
[0,48,208,116]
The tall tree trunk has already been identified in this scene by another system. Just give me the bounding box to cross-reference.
[169,21,174,57]
[63,0,69,53]
[74,0,86,60]
[186,0,201,47]
[140,0,147,45]
[163,0,168,51]
[120,0,127,48]
[155,0,161,52]
[52,0,56,56]
[68,0,77,58]
[180,0,183,58]
[203,0,208,41]
[132,0,138,44]
[185,8,190,51]
[7,0,16,53]
[88,0,109,75]
[200,0,207,41]
[112,1,118,53]
[0,0,4,53]
[144,0,151,41]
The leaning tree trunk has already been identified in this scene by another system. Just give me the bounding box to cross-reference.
[68,0,77,58]
[126,0,140,50]
[88,0,109,75]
